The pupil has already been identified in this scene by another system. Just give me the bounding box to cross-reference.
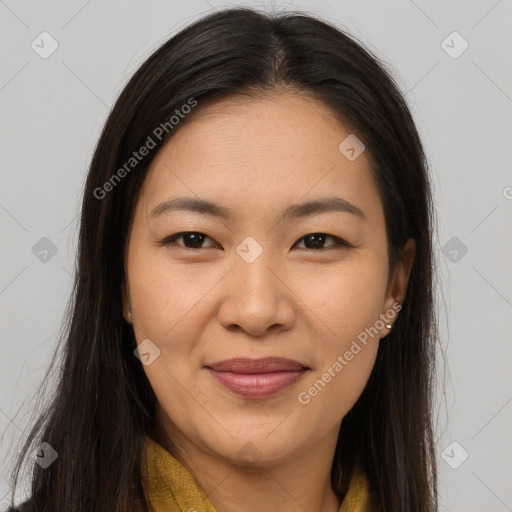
[305,234,325,249]
[184,232,204,248]
[181,233,328,250]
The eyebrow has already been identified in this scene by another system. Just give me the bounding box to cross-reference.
[149,196,366,222]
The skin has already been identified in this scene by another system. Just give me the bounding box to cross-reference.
[122,89,415,512]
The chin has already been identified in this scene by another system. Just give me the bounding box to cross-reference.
[206,430,303,468]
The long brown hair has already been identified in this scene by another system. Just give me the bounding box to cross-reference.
[7,7,440,511]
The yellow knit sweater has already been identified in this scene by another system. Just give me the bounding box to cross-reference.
[143,436,370,512]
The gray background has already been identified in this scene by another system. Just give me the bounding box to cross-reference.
[1,1,511,510]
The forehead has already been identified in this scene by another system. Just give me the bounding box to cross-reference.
[138,91,383,228]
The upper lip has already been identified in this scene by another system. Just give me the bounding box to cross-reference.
[206,357,309,374]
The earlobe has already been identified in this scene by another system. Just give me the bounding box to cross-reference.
[389,238,416,306]
[121,279,132,324]
[381,238,416,334]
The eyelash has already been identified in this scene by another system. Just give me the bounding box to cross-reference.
[158,231,351,252]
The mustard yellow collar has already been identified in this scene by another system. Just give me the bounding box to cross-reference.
[142,436,369,512]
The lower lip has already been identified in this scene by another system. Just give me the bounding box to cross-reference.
[208,369,307,399]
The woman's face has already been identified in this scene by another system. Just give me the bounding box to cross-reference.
[123,90,414,465]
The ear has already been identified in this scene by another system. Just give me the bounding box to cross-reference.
[380,238,416,333]
[122,278,132,324]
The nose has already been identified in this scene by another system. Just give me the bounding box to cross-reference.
[217,247,296,337]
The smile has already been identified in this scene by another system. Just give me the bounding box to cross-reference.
[205,357,309,399]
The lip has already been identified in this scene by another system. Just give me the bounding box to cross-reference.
[206,357,309,399]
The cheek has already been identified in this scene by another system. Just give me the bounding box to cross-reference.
[293,258,385,409]
[128,257,214,419]
[128,249,213,341]
[297,255,388,343]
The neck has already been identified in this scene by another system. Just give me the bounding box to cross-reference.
[153,418,342,512]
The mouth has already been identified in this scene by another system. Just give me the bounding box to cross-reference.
[205,357,310,399]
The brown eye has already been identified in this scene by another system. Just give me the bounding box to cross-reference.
[159,232,350,251]
[160,232,217,249]
[294,233,350,251]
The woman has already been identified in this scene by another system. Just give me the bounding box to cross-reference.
[7,7,440,511]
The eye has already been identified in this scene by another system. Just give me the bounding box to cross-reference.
[159,231,350,251]
[293,233,350,251]
[159,232,218,249]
